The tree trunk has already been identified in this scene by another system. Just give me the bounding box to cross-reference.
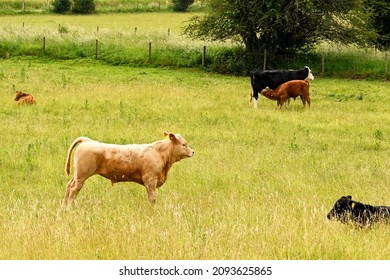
[242,32,263,68]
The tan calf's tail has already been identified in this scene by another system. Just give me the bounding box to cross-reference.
[65,137,92,176]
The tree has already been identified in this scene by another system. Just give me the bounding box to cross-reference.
[364,0,390,50]
[171,0,194,11]
[72,0,95,14]
[52,0,71,14]
[183,0,374,63]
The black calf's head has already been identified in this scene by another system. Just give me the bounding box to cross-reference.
[327,195,354,223]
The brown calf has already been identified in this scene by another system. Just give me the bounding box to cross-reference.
[14,91,36,105]
[63,133,194,208]
[260,80,311,109]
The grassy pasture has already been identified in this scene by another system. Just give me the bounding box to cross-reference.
[0,57,389,260]
[0,12,191,32]
[0,0,197,14]
[0,13,214,68]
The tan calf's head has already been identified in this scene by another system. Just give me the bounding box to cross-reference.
[164,132,194,160]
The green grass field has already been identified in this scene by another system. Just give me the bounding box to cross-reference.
[0,0,201,14]
[0,57,389,260]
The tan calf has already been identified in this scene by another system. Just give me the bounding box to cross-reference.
[260,80,311,109]
[63,132,194,208]
[14,91,36,105]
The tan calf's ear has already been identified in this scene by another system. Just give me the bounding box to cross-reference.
[169,133,177,142]
[163,132,177,142]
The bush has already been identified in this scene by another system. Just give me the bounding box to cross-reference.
[52,0,71,14]
[171,0,194,12]
[72,0,95,14]
[206,47,251,75]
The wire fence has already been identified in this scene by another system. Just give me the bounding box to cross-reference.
[267,48,389,78]
[2,22,388,78]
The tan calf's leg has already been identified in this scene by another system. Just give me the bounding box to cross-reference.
[142,175,159,206]
[144,178,158,207]
[146,186,157,205]
[63,176,75,208]
[63,176,87,209]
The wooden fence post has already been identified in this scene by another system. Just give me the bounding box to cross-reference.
[148,42,152,63]
[202,46,206,67]
[385,51,388,77]
[95,39,99,59]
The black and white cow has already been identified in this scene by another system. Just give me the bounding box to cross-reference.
[250,66,314,108]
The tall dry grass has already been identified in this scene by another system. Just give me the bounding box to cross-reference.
[0,58,389,260]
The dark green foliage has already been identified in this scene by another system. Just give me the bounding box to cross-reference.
[52,0,71,14]
[364,0,390,50]
[184,0,375,66]
[205,47,249,75]
[171,0,194,12]
[72,0,95,14]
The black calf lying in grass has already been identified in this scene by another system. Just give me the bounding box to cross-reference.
[327,195,390,227]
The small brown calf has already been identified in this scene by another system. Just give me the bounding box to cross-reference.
[260,80,311,109]
[63,132,194,208]
[14,91,36,105]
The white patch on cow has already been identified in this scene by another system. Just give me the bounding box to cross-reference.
[306,67,314,80]
[253,98,258,108]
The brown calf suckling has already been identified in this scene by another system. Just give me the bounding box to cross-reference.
[260,80,311,109]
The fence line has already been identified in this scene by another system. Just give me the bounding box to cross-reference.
[202,46,206,67]
[95,39,99,59]
[27,34,390,77]
[42,35,209,67]
[148,42,152,63]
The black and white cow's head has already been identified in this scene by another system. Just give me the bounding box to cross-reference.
[304,66,315,81]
